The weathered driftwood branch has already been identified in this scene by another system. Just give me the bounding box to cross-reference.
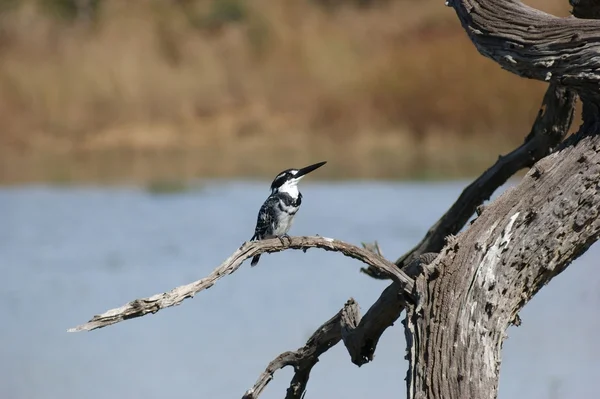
[363,82,575,279]
[244,252,439,399]
[449,0,600,93]
[395,83,575,267]
[402,1,600,399]
[405,130,600,399]
[242,252,442,399]
[243,299,360,399]
[68,236,414,333]
[348,81,575,365]
[342,252,438,366]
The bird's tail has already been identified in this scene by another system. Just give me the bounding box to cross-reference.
[250,233,260,266]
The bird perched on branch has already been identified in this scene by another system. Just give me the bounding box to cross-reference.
[250,161,327,266]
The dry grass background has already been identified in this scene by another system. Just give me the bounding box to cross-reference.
[0,0,578,184]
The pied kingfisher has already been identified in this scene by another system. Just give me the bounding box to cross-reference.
[250,161,327,266]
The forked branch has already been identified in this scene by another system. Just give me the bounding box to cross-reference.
[243,299,361,399]
[395,83,575,267]
[361,82,575,279]
[68,236,414,333]
[244,252,438,399]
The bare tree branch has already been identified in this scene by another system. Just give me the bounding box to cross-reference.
[242,299,361,399]
[449,0,600,91]
[344,82,576,367]
[344,252,438,366]
[68,236,414,333]
[361,83,576,278]
[395,83,576,267]
[242,251,445,399]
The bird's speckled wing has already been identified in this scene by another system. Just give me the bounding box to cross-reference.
[251,195,279,240]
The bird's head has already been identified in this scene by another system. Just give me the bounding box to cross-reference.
[270,161,327,194]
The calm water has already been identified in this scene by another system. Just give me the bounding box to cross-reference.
[1,181,598,399]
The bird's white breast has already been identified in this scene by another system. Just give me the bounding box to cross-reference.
[272,198,298,236]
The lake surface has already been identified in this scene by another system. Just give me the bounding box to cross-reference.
[1,181,598,399]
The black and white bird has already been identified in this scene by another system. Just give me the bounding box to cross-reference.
[250,161,327,266]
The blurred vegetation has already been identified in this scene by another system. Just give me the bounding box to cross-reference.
[145,178,192,195]
[0,0,578,184]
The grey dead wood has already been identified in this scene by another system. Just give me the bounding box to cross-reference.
[402,1,600,398]
[405,131,600,399]
[242,299,361,399]
[450,0,600,95]
[243,253,436,399]
[346,81,576,365]
[362,82,576,280]
[68,236,413,333]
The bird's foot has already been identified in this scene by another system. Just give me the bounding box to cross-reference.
[278,234,292,246]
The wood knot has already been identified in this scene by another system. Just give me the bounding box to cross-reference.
[524,209,537,225]
[510,313,522,327]
[476,204,486,216]
[530,165,543,179]
[444,234,460,253]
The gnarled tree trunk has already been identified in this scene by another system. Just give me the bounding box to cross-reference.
[405,1,600,398]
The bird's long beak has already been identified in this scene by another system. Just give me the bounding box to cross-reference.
[295,161,327,178]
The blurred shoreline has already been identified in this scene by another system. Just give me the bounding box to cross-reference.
[2,130,526,185]
[0,0,576,184]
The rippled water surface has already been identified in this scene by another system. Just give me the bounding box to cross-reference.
[1,181,598,399]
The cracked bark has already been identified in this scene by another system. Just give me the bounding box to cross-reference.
[405,131,600,398]
[450,1,600,92]
[403,1,600,398]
